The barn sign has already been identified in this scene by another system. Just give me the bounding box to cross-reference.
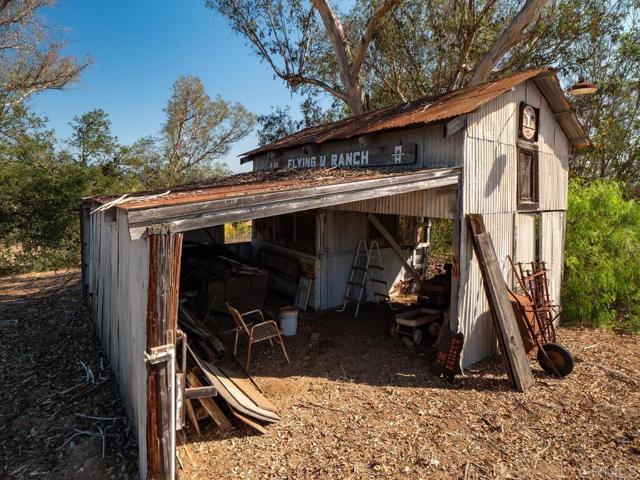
[270,143,417,170]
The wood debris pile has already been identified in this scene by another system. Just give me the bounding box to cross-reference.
[177,305,280,438]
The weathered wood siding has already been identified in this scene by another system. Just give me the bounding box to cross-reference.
[457,80,570,366]
[86,208,149,478]
[252,124,464,171]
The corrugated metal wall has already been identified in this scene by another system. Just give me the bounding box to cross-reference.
[319,210,410,309]
[456,212,514,365]
[514,213,537,266]
[458,80,569,366]
[540,211,566,311]
[464,82,569,214]
[328,187,458,219]
[86,209,149,478]
[252,124,464,171]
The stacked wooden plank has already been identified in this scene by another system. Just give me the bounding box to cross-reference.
[177,306,279,435]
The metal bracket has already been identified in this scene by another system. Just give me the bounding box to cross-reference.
[144,344,175,365]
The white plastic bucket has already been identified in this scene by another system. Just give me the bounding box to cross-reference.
[279,306,298,336]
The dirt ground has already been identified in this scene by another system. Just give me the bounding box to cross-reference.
[2,272,639,480]
[0,271,138,479]
[180,304,640,480]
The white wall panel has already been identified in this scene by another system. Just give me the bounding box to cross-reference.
[514,213,537,266]
[540,211,566,310]
[86,209,149,478]
[456,212,514,366]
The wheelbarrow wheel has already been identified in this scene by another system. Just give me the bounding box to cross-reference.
[537,343,574,377]
[389,321,399,337]
[412,328,423,345]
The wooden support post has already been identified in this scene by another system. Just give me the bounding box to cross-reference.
[146,229,183,479]
[367,213,422,288]
[467,214,534,392]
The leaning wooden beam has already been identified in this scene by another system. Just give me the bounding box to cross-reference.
[467,214,535,392]
[367,213,422,288]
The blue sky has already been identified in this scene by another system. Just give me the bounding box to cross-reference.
[32,0,305,172]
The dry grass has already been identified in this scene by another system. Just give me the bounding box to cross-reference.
[0,271,138,479]
[1,272,638,479]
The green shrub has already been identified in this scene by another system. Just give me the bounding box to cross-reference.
[562,179,640,333]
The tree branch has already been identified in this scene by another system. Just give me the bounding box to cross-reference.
[468,0,547,86]
[350,0,401,81]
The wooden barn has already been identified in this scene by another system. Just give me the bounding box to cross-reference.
[81,67,587,478]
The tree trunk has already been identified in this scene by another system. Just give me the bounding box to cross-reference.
[312,0,365,114]
[468,0,547,86]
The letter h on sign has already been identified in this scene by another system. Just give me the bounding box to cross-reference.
[393,145,404,164]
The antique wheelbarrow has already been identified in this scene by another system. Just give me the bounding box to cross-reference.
[507,256,574,377]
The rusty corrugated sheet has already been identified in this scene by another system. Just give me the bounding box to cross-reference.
[92,167,455,212]
[243,68,588,160]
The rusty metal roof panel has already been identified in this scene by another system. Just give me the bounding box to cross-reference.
[90,167,448,211]
[242,68,588,160]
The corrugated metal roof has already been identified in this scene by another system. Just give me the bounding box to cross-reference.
[107,166,461,239]
[242,68,588,161]
[91,166,448,211]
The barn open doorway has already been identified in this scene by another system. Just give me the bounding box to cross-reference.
[172,206,458,441]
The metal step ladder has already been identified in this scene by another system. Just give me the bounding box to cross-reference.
[337,240,369,318]
[367,241,392,307]
[337,240,392,318]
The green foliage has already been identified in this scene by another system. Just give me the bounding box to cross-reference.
[157,75,254,186]
[0,159,89,272]
[0,107,141,273]
[429,219,453,262]
[67,109,120,166]
[0,73,254,273]
[562,180,640,333]
[224,221,253,243]
[256,97,342,146]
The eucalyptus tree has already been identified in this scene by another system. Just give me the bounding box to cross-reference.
[208,0,547,114]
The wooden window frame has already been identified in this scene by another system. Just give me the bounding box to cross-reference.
[517,146,539,211]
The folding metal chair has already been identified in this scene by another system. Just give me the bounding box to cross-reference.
[226,303,290,371]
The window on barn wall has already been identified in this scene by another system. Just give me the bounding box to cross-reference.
[254,212,317,255]
[517,147,539,209]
